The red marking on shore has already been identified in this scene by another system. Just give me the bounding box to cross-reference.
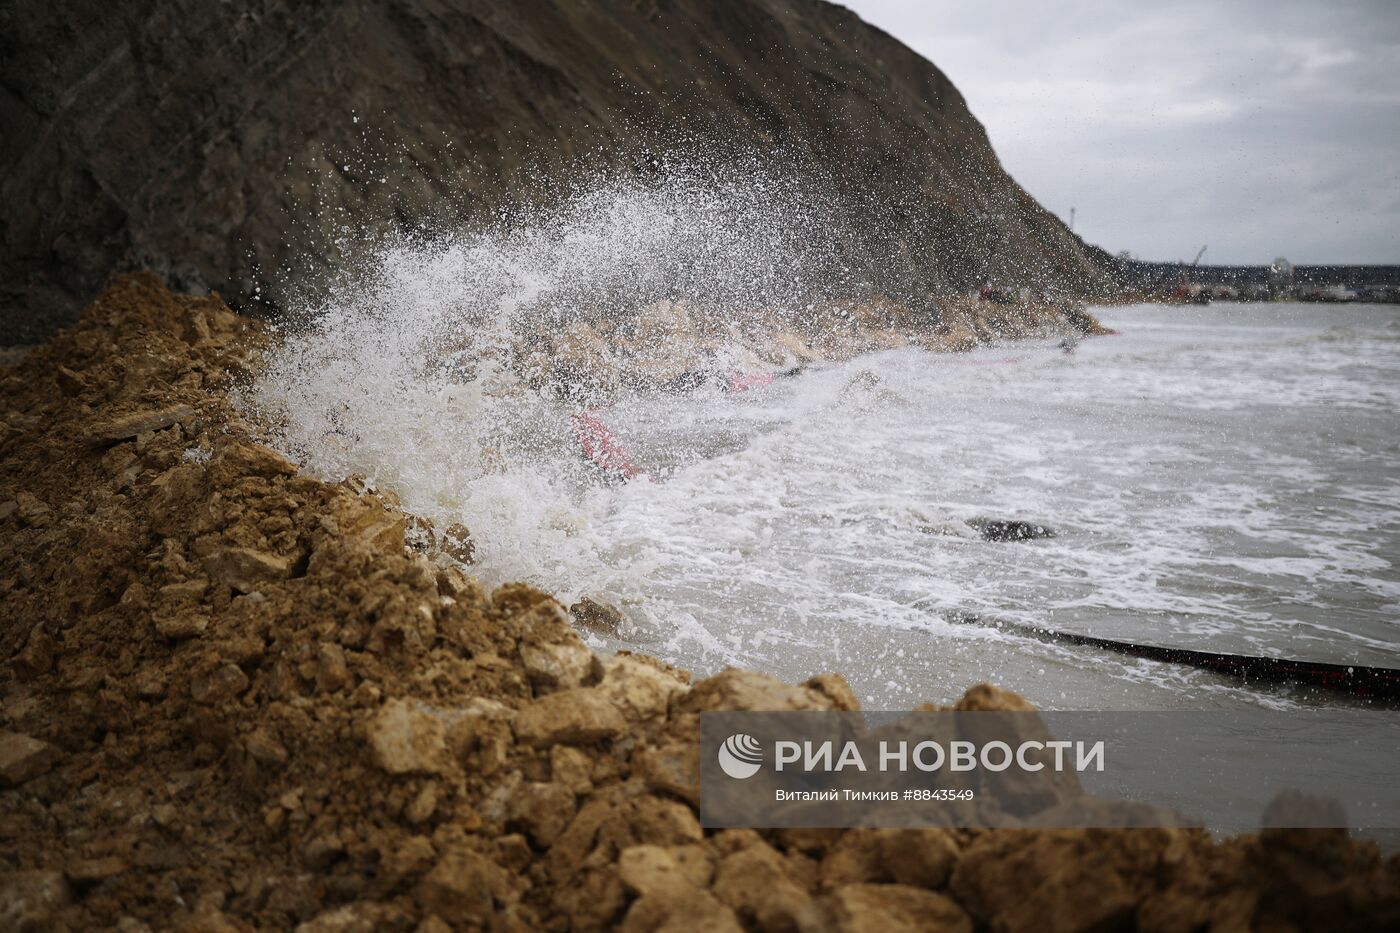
[570,408,646,481]
[727,371,776,392]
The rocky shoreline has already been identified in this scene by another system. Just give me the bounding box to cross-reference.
[2,275,1397,931]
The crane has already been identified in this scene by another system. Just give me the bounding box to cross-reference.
[1170,245,1210,304]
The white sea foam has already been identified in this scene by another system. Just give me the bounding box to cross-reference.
[244,166,1400,714]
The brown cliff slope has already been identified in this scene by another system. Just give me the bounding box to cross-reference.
[1,0,1110,342]
[1,276,1397,930]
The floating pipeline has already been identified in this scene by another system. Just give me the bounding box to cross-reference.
[944,611,1400,701]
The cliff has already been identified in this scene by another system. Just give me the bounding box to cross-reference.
[1,0,1111,342]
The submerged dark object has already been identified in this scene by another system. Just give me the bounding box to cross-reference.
[967,518,1056,542]
[948,612,1400,700]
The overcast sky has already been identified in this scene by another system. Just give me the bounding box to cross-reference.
[842,0,1400,265]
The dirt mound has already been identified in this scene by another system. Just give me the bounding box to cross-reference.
[2,276,1397,930]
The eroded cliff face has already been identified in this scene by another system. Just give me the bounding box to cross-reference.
[1,276,1397,931]
[1,0,1110,342]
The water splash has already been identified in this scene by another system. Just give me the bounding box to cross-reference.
[244,157,863,603]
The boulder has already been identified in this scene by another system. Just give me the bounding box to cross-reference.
[242,728,288,766]
[820,830,890,888]
[439,523,475,564]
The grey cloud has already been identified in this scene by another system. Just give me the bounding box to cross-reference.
[842,0,1400,263]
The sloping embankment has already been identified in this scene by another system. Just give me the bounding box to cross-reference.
[1,275,1396,930]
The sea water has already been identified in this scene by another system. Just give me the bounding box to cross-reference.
[253,296,1400,712]
[576,301,1400,710]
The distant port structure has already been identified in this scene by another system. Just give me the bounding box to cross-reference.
[1111,254,1400,303]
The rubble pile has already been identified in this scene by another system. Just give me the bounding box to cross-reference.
[1,275,1395,931]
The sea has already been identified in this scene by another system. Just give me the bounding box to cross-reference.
[255,299,1400,712]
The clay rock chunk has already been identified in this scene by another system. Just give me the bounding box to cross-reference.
[316,643,351,693]
[821,883,972,933]
[0,870,71,931]
[440,523,475,564]
[713,841,820,929]
[13,626,57,680]
[518,602,595,692]
[294,904,388,933]
[367,699,450,775]
[597,653,687,722]
[12,493,51,527]
[217,442,297,478]
[620,889,743,933]
[514,688,626,746]
[618,845,711,898]
[88,404,194,443]
[203,547,292,593]
[65,857,127,887]
[0,731,61,786]
[418,847,517,920]
[153,610,210,640]
[680,668,857,713]
[949,828,1189,933]
[189,663,250,704]
[876,828,960,889]
[633,740,700,804]
[507,780,577,847]
[570,597,626,638]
